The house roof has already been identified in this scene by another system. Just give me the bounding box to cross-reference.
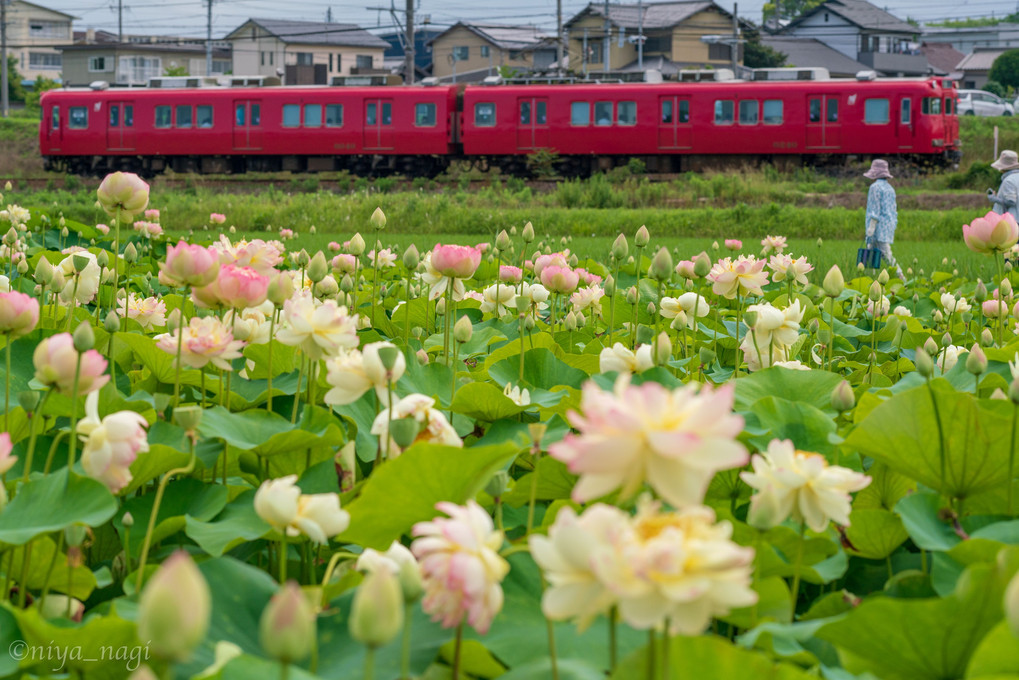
[58,42,230,58]
[785,0,916,34]
[429,22,550,50]
[225,19,389,49]
[566,1,727,30]
[761,36,870,76]
[955,47,1007,72]
[73,29,119,44]
[919,41,964,75]
[14,0,76,20]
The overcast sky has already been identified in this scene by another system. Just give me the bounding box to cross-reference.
[42,0,1016,40]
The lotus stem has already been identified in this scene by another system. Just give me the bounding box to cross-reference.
[789,521,806,616]
[452,623,463,680]
[135,446,197,592]
[400,602,413,679]
[66,355,83,473]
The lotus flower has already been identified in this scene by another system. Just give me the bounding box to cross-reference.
[963,211,1019,254]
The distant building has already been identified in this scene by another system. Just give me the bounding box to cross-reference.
[377,28,442,80]
[428,22,552,82]
[919,41,964,77]
[5,0,75,84]
[59,40,232,86]
[920,23,1019,54]
[955,47,1008,89]
[779,0,926,76]
[225,18,389,85]
[760,36,870,77]
[564,1,744,76]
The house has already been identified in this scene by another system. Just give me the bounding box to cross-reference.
[955,47,1008,89]
[4,0,75,84]
[225,18,389,85]
[564,1,743,76]
[779,0,927,76]
[59,41,232,87]
[919,41,964,77]
[760,36,870,77]
[378,27,442,80]
[428,23,552,82]
[920,23,1019,55]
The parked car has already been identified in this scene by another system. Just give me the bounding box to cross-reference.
[957,89,1013,116]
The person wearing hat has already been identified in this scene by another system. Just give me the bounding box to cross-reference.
[988,150,1019,221]
[864,159,904,278]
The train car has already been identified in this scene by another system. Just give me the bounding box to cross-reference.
[460,75,959,174]
[39,84,458,177]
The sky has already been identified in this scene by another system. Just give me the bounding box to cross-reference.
[40,0,1019,41]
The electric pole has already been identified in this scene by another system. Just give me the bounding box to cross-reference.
[1,0,7,119]
[638,0,643,69]
[405,0,414,84]
[556,0,563,73]
[732,2,739,75]
[206,0,213,76]
[119,0,123,43]
[603,0,610,73]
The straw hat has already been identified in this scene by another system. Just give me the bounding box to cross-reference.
[863,159,892,180]
[991,150,1019,171]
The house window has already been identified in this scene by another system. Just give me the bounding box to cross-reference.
[296,52,313,66]
[452,46,469,61]
[212,59,230,74]
[587,42,602,64]
[356,54,373,69]
[118,56,160,84]
[29,20,65,38]
[480,45,490,58]
[155,105,171,128]
[260,51,265,66]
[714,100,734,124]
[763,99,783,124]
[329,53,334,71]
[738,100,758,125]
[325,104,343,127]
[644,35,669,52]
[571,101,590,126]
[617,101,636,125]
[283,104,300,127]
[270,52,274,65]
[474,102,496,127]
[88,56,108,72]
[28,52,60,69]
[196,105,213,128]
[68,106,87,129]
[176,105,193,128]
[864,98,889,124]
[708,43,731,60]
[509,50,523,60]
[900,98,911,124]
[304,104,322,127]
[594,101,612,126]
[415,102,437,127]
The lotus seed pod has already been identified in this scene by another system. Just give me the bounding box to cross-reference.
[17,390,40,412]
[698,347,716,365]
[743,310,759,329]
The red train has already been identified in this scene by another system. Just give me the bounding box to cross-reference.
[39,74,960,177]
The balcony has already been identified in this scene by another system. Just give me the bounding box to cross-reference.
[857,51,928,76]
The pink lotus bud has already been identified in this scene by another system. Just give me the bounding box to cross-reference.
[539,265,580,295]
[724,239,742,251]
[331,253,357,275]
[675,259,697,279]
[0,432,16,476]
[137,551,211,662]
[984,299,1011,319]
[349,566,404,648]
[96,171,150,222]
[96,224,110,236]
[260,581,316,663]
[195,264,269,310]
[144,209,160,221]
[0,291,39,337]
[431,244,481,279]
[963,211,1019,254]
[209,213,226,225]
[499,265,522,284]
[328,241,341,252]
[159,241,220,288]
[33,333,108,396]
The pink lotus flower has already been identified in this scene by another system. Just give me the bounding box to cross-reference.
[213,236,285,275]
[209,213,226,225]
[474,242,491,254]
[77,391,149,493]
[154,316,246,371]
[279,228,294,240]
[534,252,570,277]
[411,500,509,634]
[760,235,787,255]
[550,376,747,507]
[675,259,697,279]
[498,265,522,284]
[126,294,167,330]
[0,291,39,337]
[96,224,110,236]
[276,292,359,360]
[963,211,1019,254]
[768,254,814,286]
[984,299,1011,319]
[431,244,481,279]
[724,239,742,251]
[332,254,357,275]
[328,241,341,252]
[0,432,16,476]
[96,171,149,221]
[159,241,220,288]
[214,264,270,310]
[369,248,397,269]
[33,333,109,396]
[144,209,160,221]
[540,265,580,295]
[707,255,769,299]
[575,268,602,286]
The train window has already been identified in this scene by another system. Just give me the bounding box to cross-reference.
[304,104,322,128]
[922,97,941,115]
[713,100,734,125]
[176,105,193,128]
[617,101,636,126]
[325,104,343,127]
[738,100,758,125]
[520,101,531,125]
[809,98,821,123]
[382,102,392,125]
[155,106,171,128]
[594,102,612,126]
[661,100,673,123]
[251,105,261,126]
[283,104,300,127]
[475,102,496,127]
[51,105,59,130]
[763,99,783,125]
[109,105,119,127]
[197,105,213,128]
[68,106,87,129]
[124,105,133,127]
[678,100,689,123]
[944,98,952,115]
[366,103,377,125]
[570,102,589,126]
[901,98,911,125]
[235,104,245,126]
[827,99,839,123]
[415,102,436,127]
[536,101,546,124]
[863,98,889,124]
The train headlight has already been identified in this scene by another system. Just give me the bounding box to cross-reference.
[932,139,944,147]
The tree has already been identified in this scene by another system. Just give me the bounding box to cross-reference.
[763,0,824,23]
[163,65,189,77]
[742,24,787,68]
[982,81,1005,98]
[988,49,1019,91]
[24,75,59,112]
[5,54,25,103]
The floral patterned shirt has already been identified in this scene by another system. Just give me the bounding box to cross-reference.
[865,179,897,244]
[992,169,1019,221]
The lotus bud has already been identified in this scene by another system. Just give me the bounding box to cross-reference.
[974,280,988,302]
[857,262,865,271]
[649,247,673,282]
[315,276,338,298]
[646,302,656,316]
[137,551,211,662]
[822,265,844,297]
[831,380,855,413]
[611,233,628,261]
[166,308,182,333]
[698,346,716,366]
[259,581,316,664]
[17,390,40,413]
[402,243,420,270]
[942,333,953,348]
[816,237,823,248]
[625,286,638,305]
[48,268,65,293]
[338,274,353,294]
[743,310,759,329]
[712,241,720,251]
[1002,278,1014,299]
[1007,261,1015,273]
[522,221,535,243]
[453,315,472,343]
[576,311,586,327]
[604,274,616,297]
[991,388,1009,400]
[907,268,913,277]
[96,249,110,269]
[172,405,204,433]
[981,328,994,347]
[486,470,510,500]
[3,181,9,191]
[524,315,535,331]
[669,312,688,331]
[123,242,138,264]
[1010,378,1019,405]
[34,257,53,285]
[808,317,820,334]
[350,568,404,649]
[693,251,712,278]
[104,310,120,333]
[922,336,938,356]
[435,297,446,316]
[877,269,890,285]
[564,311,578,331]
[915,348,934,378]
[348,232,366,256]
[933,310,944,324]
[509,225,518,236]
[634,225,650,248]
[60,226,69,238]
[72,321,95,352]
[370,207,387,230]
[965,344,987,376]
[16,260,27,275]
[494,229,510,253]
[415,348,429,365]
[121,511,135,529]
[652,332,672,366]
[307,252,328,283]
[868,281,882,302]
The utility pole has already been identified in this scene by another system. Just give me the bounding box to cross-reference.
[119,0,123,43]
[731,2,739,75]
[206,0,213,76]
[556,0,563,73]
[637,0,643,69]
[603,0,610,73]
[405,0,414,84]
[582,27,588,76]
[1,0,7,119]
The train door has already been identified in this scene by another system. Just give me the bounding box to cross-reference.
[106,101,135,151]
[805,95,840,149]
[516,97,550,150]
[897,96,914,151]
[657,96,691,149]
[363,99,394,150]
[232,100,263,150]
[47,104,62,148]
